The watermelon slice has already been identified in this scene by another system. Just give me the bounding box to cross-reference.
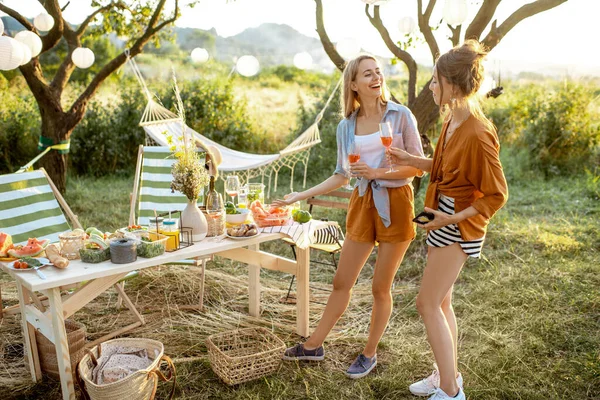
[7,238,50,259]
[0,233,13,257]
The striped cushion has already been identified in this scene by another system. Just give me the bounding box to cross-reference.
[0,170,71,245]
[312,224,344,245]
[137,146,205,226]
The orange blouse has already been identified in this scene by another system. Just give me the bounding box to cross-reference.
[424,115,508,240]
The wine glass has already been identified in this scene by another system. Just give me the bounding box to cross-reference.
[344,141,361,190]
[379,121,397,173]
[206,191,224,215]
[225,175,241,205]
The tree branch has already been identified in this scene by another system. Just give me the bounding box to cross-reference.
[314,0,345,71]
[68,0,176,124]
[448,24,461,46]
[39,1,65,55]
[0,4,34,31]
[366,5,417,105]
[75,3,118,36]
[465,0,501,40]
[482,0,568,50]
[50,23,80,93]
[418,0,440,62]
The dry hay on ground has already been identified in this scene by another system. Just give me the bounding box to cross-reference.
[0,257,420,397]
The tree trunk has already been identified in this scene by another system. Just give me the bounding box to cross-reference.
[36,96,78,193]
[407,81,440,194]
[408,80,439,156]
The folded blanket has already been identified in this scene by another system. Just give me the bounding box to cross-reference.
[92,344,159,385]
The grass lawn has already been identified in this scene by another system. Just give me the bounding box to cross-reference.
[0,170,598,399]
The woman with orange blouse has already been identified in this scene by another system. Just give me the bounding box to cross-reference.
[389,40,508,400]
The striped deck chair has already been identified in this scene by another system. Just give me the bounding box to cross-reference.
[129,145,211,310]
[0,169,144,337]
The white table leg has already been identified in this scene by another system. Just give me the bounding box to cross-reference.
[295,246,310,337]
[16,282,42,381]
[248,243,260,317]
[46,287,76,400]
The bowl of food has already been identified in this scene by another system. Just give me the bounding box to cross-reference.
[225,202,251,225]
[249,200,292,228]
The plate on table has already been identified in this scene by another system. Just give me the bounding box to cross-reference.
[226,232,261,241]
[7,257,50,271]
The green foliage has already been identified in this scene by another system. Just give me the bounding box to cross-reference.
[69,81,146,176]
[158,78,273,154]
[295,73,343,185]
[485,81,600,177]
[0,78,40,173]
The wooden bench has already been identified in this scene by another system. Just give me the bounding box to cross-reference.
[307,189,351,213]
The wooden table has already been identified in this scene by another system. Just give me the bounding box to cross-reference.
[0,233,310,400]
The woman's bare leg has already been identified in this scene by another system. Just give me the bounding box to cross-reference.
[416,244,467,396]
[304,238,374,349]
[363,240,412,357]
[441,287,459,374]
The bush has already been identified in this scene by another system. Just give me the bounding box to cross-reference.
[485,82,600,177]
[157,78,273,154]
[294,74,344,185]
[0,77,40,174]
[69,82,145,176]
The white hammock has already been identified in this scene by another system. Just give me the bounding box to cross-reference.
[127,53,341,195]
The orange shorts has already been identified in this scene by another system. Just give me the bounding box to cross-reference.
[345,184,416,243]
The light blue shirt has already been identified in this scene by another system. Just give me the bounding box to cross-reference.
[334,101,425,227]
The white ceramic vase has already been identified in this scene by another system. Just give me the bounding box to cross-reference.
[181,198,208,242]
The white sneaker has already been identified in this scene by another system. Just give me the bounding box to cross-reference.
[409,365,463,397]
[428,387,465,400]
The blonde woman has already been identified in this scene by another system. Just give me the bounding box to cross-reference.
[389,40,508,399]
[274,54,424,378]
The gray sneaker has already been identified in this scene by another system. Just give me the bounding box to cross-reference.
[345,354,377,379]
[283,343,325,361]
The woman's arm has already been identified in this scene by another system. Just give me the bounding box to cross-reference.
[419,205,479,230]
[272,174,348,206]
[388,147,433,173]
[350,163,420,180]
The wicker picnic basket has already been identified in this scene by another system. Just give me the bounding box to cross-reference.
[35,319,86,380]
[77,338,176,400]
[206,327,285,385]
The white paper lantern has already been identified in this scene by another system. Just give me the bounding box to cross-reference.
[15,31,43,58]
[19,42,32,66]
[293,52,313,70]
[0,18,4,36]
[336,38,361,60]
[443,0,468,26]
[0,37,25,71]
[398,16,417,35]
[236,55,260,77]
[191,47,209,63]
[71,47,95,69]
[34,13,54,31]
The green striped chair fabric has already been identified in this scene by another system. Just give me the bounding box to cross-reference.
[0,170,71,245]
[137,146,205,226]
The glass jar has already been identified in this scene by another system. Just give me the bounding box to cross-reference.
[148,216,164,232]
[245,183,265,206]
[160,219,180,251]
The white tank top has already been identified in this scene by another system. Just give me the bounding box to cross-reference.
[354,132,384,169]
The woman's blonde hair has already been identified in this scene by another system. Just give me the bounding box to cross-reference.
[342,54,390,118]
[435,39,493,131]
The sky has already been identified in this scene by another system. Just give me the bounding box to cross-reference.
[2,0,598,76]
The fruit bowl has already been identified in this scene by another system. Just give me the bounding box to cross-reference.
[249,201,292,228]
